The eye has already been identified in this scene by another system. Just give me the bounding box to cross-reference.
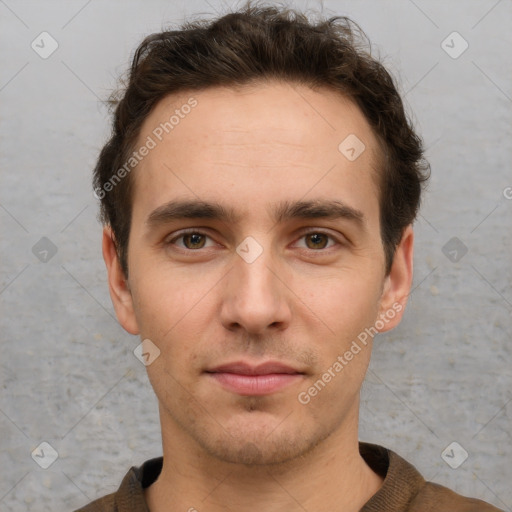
[166,230,216,250]
[165,229,341,252]
[295,231,339,250]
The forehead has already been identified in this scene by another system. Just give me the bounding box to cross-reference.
[130,81,382,227]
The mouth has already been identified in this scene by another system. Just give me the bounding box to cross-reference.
[204,361,305,396]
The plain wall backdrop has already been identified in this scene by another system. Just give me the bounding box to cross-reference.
[0,0,511,510]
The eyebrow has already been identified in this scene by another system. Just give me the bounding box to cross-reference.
[145,198,365,230]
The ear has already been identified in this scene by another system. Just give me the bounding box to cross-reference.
[376,224,414,333]
[102,226,139,335]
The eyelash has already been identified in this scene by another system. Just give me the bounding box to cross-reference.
[165,228,342,252]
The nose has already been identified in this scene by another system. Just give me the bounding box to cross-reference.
[219,239,292,334]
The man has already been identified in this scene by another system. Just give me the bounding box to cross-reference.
[77,2,502,511]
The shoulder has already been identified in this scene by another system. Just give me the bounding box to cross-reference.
[72,456,163,512]
[360,443,504,512]
[411,481,504,512]
[384,445,505,512]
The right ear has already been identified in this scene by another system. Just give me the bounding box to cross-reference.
[102,226,139,335]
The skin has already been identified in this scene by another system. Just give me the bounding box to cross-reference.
[103,80,414,512]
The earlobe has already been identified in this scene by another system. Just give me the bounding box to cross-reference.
[102,226,140,335]
[377,225,414,333]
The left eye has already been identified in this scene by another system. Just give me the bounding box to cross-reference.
[295,232,337,250]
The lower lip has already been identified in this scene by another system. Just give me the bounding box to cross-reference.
[207,372,303,396]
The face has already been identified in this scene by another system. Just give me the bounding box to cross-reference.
[103,81,413,466]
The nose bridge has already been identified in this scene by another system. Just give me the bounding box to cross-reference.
[234,234,278,300]
[221,234,290,332]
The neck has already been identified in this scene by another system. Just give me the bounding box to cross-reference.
[145,403,384,512]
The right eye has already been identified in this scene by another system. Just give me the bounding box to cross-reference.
[165,229,217,251]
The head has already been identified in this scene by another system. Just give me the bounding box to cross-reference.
[97,2,429,466]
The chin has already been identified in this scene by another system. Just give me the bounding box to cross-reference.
[195,415,329,466]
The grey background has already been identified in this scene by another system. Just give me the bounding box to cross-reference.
[0,0,511,510]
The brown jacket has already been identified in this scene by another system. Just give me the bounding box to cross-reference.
[75,442,503,511]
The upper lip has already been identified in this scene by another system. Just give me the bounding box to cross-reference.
[206,361,303,375]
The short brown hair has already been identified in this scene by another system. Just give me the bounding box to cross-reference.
[93,1,429,277]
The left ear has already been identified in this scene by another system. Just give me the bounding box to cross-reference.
[376,224,414,333]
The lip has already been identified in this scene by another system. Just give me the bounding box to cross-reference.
[205,361,305,396]
[207,361,301,375]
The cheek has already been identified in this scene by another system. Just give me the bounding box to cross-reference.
[299,270,382,337]
[131,261,206,330]
[297,275,382,406]
[129,266,218,370]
